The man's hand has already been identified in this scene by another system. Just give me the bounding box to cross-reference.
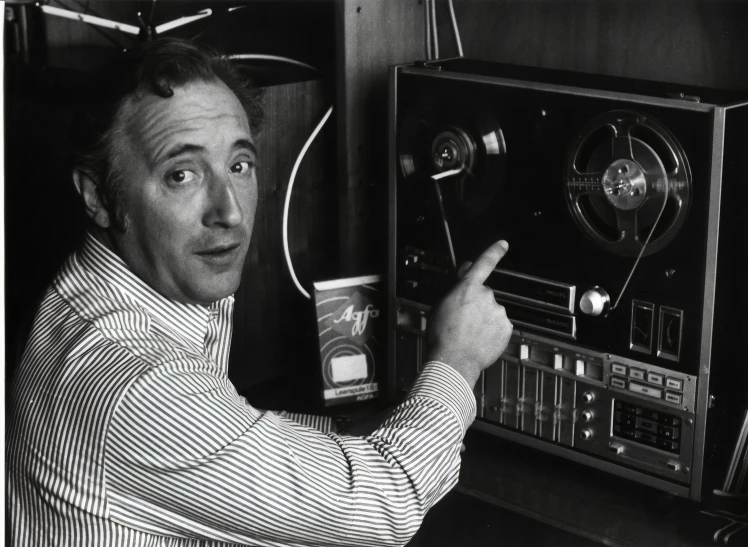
[425,240,514,389]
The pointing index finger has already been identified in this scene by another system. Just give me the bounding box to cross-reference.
[462,240,509,285]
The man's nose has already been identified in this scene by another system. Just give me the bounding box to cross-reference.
[204,173,243,227]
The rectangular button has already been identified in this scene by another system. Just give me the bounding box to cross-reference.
[629,382,662,399]
[609,443,625,455]
[657,425,679,440]
[666,461,681,472]
[575,359,585,376]
[636,417,658,432]
[666,377,683,391]
[665,392,683,405]
[640,409,660,421]
[647,372,664,386]
[619,402,638,415]
[611,363,627,375]
[629,368,645,380]
[635,431,657,445]
[619,413,636,428]
[611,377,627,389]
[660,415,681,427]
[554,354,563,370]
[618,427,636,440]
[656,438,680,452]
[520,344,530,360]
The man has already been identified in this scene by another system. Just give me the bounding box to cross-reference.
[8,38,513,546]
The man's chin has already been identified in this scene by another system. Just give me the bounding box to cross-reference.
[186,273,243,306]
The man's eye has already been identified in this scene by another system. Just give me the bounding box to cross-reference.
[168,170,197,184]
[230,161,254,175]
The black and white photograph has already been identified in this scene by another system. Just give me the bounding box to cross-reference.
[4,1,748,545]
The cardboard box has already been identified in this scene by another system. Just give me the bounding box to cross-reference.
[313,275,384,406]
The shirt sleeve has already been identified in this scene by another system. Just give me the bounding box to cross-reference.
[104,360,475,547]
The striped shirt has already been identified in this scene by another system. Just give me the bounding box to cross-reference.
[8,233,476,546]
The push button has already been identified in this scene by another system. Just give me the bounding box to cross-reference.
[554,354,564,370]
[666,461,681,472]
[656,438,680,452]
[647,372,664,386]
[629,382,662,399]
[635,431,657,445]
[616,401,638,415]
[520,344,530,360]
[657,425,679,440]
[611,363,627,375]
[629,368,645,380]
[666,377,683,391]
[575,359,585,376]
[611,377,627,389]
[665,392,683,405]
[659,415,681,427]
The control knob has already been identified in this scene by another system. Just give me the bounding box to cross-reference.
[580,429,593,440]
[580,286,610,317]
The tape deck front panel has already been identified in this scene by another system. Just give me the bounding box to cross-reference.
[388,59,748,501]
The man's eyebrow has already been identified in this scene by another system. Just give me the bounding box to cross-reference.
[159,139,256,162]
[165,143,205,160]
[232,139,257,155]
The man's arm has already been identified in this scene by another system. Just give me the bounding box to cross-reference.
[104,240,511,546]
[104,360,473,546]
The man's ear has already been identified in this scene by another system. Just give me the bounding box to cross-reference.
[72,168,111,229]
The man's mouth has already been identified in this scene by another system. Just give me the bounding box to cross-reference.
[195,243,242,263]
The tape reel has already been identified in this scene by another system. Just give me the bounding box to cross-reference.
[397,92,507,219]
[564,110,692,257]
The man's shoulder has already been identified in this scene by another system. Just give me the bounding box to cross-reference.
[53,249,153,333]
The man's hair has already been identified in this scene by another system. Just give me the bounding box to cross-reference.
[71,38,264,227]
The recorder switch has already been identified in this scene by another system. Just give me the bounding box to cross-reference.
[520,344,530,360]
[580,287,610,317]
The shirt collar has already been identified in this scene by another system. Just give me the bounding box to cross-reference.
[76,232,233,351]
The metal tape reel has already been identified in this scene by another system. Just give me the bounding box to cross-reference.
[397,92,507,219]
[564,110,692,257]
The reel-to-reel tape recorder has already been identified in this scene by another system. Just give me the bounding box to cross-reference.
[388,59,748,500]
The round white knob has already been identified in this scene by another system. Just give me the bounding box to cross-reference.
[582,392,594,403]
[580,288,609,316]
[582,410,594,422]
[580,429,593,440]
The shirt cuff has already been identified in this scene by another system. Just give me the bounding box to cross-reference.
[407,361,477,434]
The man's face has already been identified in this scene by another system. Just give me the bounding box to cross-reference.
[110,80,257,305]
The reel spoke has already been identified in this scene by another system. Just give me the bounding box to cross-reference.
[566,170,606,198]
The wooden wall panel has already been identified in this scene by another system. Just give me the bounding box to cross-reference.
[229,79,337,394]
[437,0,748,90]
[336,0,427,276]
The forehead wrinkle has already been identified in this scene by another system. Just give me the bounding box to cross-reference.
[123,83,252,167]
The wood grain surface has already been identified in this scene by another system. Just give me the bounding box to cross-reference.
[229,79,337,394]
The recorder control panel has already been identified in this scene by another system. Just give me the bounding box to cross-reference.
[394,303,696,487]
